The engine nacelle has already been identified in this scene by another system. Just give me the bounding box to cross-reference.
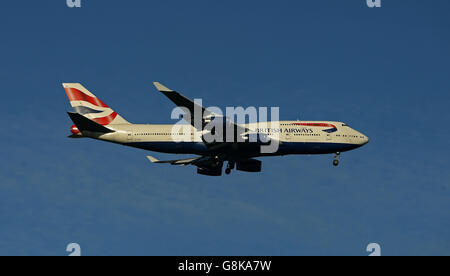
[197,166,222,176]
[236,159,262,172]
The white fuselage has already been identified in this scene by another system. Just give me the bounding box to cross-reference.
[85,121,369,157]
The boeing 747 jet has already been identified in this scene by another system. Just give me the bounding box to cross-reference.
[64,82,369,176]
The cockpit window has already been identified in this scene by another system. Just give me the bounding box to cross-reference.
[342,124,349,127]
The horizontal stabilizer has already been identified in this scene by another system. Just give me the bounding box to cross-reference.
[67,112,115,134]
[67,134,86,139]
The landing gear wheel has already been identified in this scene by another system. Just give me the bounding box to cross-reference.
[225,161,235,175]
[333,152,340,167]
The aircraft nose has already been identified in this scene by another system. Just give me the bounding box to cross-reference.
[362,135,369,145]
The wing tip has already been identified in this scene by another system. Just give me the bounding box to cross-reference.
[153,82,173,92]
[146,155,160,163]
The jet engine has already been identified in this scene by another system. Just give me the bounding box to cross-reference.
[194,156,224,176]
[197,166,223,176]
[236,159,262,172]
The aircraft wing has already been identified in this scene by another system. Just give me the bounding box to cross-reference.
[153,82,281,149]
[153,82,249,134]
[146,155,200,166]
[153,82,212,118]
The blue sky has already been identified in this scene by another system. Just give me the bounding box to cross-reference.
[0,0,449,255]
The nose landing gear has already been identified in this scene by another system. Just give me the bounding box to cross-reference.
[225,161,235,175]
[333,152,340,167]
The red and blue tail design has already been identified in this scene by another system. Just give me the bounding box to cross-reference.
[63,83,130,126]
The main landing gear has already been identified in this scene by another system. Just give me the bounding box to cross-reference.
[225,161,235,175]
[333,152,340,167]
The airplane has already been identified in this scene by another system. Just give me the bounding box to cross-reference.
[64,82,369,176]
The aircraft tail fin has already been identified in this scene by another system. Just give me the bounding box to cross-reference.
[63,83,130,125]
